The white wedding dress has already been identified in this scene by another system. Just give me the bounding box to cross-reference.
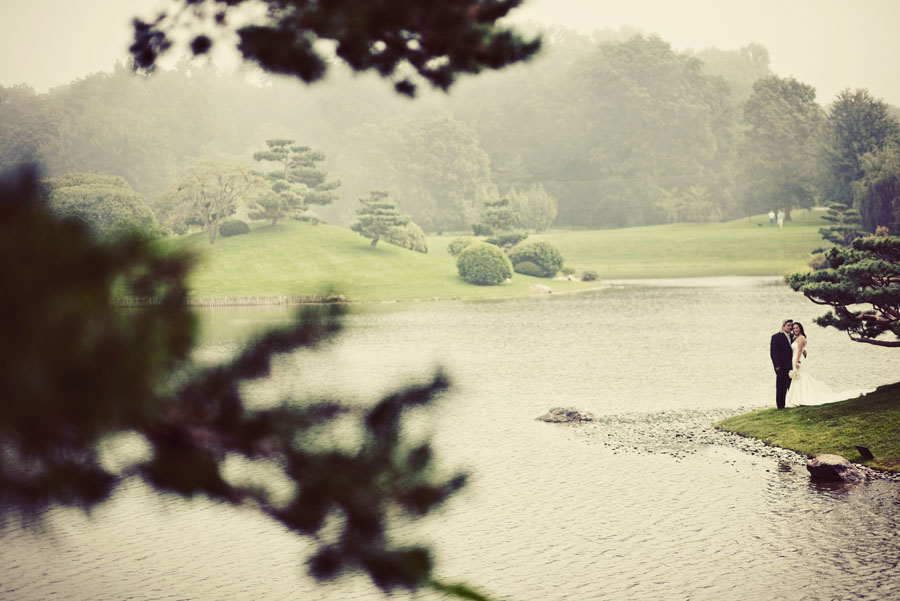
[785,341,867,407]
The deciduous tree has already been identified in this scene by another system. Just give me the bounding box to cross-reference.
[853,141,900,233]
[818,88,900,219]
[164,161,260,244]
[561,35,732,227]
[508,184,557,232]
[0,85,60,173]
[44,172,157,236]
[339,113,495,232]
[740,76,822,220]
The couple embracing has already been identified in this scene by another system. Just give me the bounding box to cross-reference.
[770,319,863,409]
[770,319,803,409]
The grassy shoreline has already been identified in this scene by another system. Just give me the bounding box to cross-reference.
[163,208,829,303]
[714,382,900,473]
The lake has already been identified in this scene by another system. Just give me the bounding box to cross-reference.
[2,277,899,600]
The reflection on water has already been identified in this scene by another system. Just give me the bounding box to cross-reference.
[2,277,899,600]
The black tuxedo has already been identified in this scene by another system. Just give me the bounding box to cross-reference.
[770,331,793,409]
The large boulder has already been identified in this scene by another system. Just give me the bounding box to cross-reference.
[537,407,595,423]
[806,454,865,483]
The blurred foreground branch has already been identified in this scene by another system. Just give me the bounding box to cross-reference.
[130,0,541,97]
[0,166,482,598]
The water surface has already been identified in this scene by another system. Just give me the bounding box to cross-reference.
[2,277,898,600]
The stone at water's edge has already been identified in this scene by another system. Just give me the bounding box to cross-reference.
[537,407,595,423]
[806,454,865,483]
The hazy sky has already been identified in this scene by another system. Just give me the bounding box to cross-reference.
[2,0,899,105]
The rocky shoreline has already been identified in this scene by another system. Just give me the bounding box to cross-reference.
[556,406,900,483]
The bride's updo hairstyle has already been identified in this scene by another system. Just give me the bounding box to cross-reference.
[794,322,806,338]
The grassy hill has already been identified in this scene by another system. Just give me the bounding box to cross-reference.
[163,220,598,302]
[164,209,830,302]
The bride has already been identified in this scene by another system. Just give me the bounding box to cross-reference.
[785,322,865,407]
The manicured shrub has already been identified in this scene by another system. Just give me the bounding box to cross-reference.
[513,260,545,277]
[219,219,250,237]
[457,243,513,285]
[486,229,529,250]
[386,221,428,253]
[296,211,321,225]
[506,241,564,277]
[561,266,575,276]
[471,223,492,237]
[45,173,157,237]
[581,269,599,282]
[448,236,477,257]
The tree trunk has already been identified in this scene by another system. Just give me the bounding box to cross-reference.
[370,236,378,247]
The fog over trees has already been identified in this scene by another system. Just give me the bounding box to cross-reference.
[2,26,899,233]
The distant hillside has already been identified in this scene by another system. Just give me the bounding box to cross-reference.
[164,220,596,302]
[165,210,828,302]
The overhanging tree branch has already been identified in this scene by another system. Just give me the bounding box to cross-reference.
[788,235,900,347]
[130,0,541,96]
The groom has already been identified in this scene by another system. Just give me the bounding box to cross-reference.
[770,319,794,410]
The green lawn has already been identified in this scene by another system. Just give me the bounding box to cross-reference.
[163,209,829,302]
[429,208,829,279]
[161,221,598,302]
[714,382,900,472]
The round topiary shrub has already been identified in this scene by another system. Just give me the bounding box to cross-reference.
[581,269,599,282]
[448,236,477,257]
[387,221,428,253]
[457,243,513,285]
[219,219,250,237]
[513,260,545,277]
[506,241,564,278]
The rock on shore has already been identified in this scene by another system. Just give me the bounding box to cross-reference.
[536,406,900,482]
[537,407,596,423]
[806,454,866,483]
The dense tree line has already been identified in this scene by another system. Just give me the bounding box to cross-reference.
[2,29,899,234]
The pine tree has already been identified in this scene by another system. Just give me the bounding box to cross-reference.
[818,202,865,247]
[251,139,340,225]
[788,235,900,347]
[351,190,409,248]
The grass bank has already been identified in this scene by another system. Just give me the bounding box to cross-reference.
[165,209,828,302]
[430,208,829,279]
[714,382,900,472]
[162,220,597,302]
